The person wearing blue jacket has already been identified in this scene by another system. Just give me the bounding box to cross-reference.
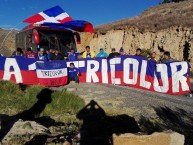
[96,48,108,58]
[37,48,47,61]
[68,63,80,83]
[66,48,80,60]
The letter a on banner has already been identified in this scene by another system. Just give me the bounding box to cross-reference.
[3,58,23,83]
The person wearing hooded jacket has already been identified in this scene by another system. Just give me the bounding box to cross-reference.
[96,48,108,58]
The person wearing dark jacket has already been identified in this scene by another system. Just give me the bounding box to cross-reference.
[50,49,63,60]
[160,51,175,63]
[108,48,120,59]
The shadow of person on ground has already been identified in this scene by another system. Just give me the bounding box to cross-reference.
[15,88,53,121]
[24,134,49,145]
[138,106,193,145]
[76,100,141,145]
[0,88,54,142]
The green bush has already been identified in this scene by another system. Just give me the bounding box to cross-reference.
[43,90,85,122]
[0,81,85,122]
[141,48,152,58]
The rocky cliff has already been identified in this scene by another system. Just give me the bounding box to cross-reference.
[78,0,193,70]
[87,26,193,66]
[0,28,17,56]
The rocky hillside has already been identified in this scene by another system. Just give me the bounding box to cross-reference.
[95,0,193,32]
[0,28,17,56]
[78,0,193,70]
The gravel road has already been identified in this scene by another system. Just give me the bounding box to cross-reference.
[52,80,193,145]
[56,81,193,116]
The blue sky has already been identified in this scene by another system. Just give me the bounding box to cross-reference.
[0,0,161,30]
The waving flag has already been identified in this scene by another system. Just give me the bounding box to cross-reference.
[42,20,94,33]
[23,6,73,24]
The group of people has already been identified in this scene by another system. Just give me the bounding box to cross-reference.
[81,46,175,63]
[11,46,174,64]
[10,46,175,84]
[12,47,64,61]
[66,46,176,84]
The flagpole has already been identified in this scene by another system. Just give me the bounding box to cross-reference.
[0,22,22,54]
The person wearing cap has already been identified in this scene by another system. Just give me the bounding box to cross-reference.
[66,48,80,60]
[82,46,95,58]
[37,48,47,60]
[25,47,36,58]
[96,48,108,58]
[119,47,128,55]
[108,48,120,59]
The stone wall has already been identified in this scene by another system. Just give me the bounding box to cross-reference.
[78,26,193,71]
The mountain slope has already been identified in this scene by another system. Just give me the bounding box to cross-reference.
[95,0,193,33]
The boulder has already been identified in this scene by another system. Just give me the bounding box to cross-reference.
[1,119,50,144]
[113,131,184,145]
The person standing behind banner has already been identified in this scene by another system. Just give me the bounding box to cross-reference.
[68,62,79,83]
[149,52,157,63]
[25,47,36,58]
[135,48,142,56]
[67,48,80,60]
[50,49,63,60]
[96,48,108,58]
[37,48,47,61]
[45,49,52,61]
[160,51,175,63]
[82,46,95,58]
[12,48,24,57]
[108,48,120,59]
[119,47,128,55]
